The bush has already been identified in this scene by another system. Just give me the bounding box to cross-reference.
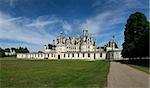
[0,48,5,57]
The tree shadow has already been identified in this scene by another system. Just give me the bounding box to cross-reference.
[115,59,150,67]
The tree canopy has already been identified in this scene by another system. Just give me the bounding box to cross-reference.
[16,47,29,53]
[122,12,149,58]
[0,48,5,57]
[0,47,29,57]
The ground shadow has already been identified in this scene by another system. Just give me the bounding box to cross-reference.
[115,59,149,67]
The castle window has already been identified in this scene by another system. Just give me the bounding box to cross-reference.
[64,54,65,57]
[72,53,74,57]
[68,54,70,57]
[51,54,53,57]
[48,54,49,57]
[88,53,90,57]
[100,53,102,57]
[83,53,84,57]
[78,53,79,57]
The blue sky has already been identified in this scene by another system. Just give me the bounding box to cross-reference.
[0,0,149,52]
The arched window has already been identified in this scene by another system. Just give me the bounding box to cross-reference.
[83,53,84,57]
[100,53,102,57]
[88,53,90,57]
[64,54,65,57]
[78,53,79,57]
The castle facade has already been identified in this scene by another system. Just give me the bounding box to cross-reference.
[17,30,122,60]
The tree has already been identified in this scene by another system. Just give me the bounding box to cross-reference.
[0,48,5,57]
[16,47,29,53]
[122,12,149,58]
[24,47,29,53]
[136,28,149,57]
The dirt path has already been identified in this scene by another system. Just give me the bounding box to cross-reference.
[107,62,149,88]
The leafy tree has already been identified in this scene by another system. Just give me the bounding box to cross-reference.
[136,28,149,57]
[0,48,5,57]
[24,47,29,53]
[16,47,29,53]
[122,12,149,58]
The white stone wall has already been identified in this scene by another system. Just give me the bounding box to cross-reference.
[17,51,107,60]
[106,51,122,60]
[56,45,66,52]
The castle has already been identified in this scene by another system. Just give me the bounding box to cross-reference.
[17,30,122,60]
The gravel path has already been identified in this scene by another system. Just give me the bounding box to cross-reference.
[107,62,149,88]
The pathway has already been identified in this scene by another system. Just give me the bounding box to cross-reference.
[107,62,149,88]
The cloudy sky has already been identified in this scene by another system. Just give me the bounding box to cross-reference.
[0,0,149,52]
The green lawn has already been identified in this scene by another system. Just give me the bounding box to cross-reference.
[0,57,110,88]
[0,56,17,60]
[128,64,149,74]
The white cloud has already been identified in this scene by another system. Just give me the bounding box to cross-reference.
[81,11,125,34]
[0,12,55,47]
[62,21,72,34]
[0,12,76,51]
[26,16,59,29]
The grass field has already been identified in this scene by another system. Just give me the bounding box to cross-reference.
[0,57,110,88]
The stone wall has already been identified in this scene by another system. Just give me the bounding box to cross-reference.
[106,50,122,60]
[17,52,106,60]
